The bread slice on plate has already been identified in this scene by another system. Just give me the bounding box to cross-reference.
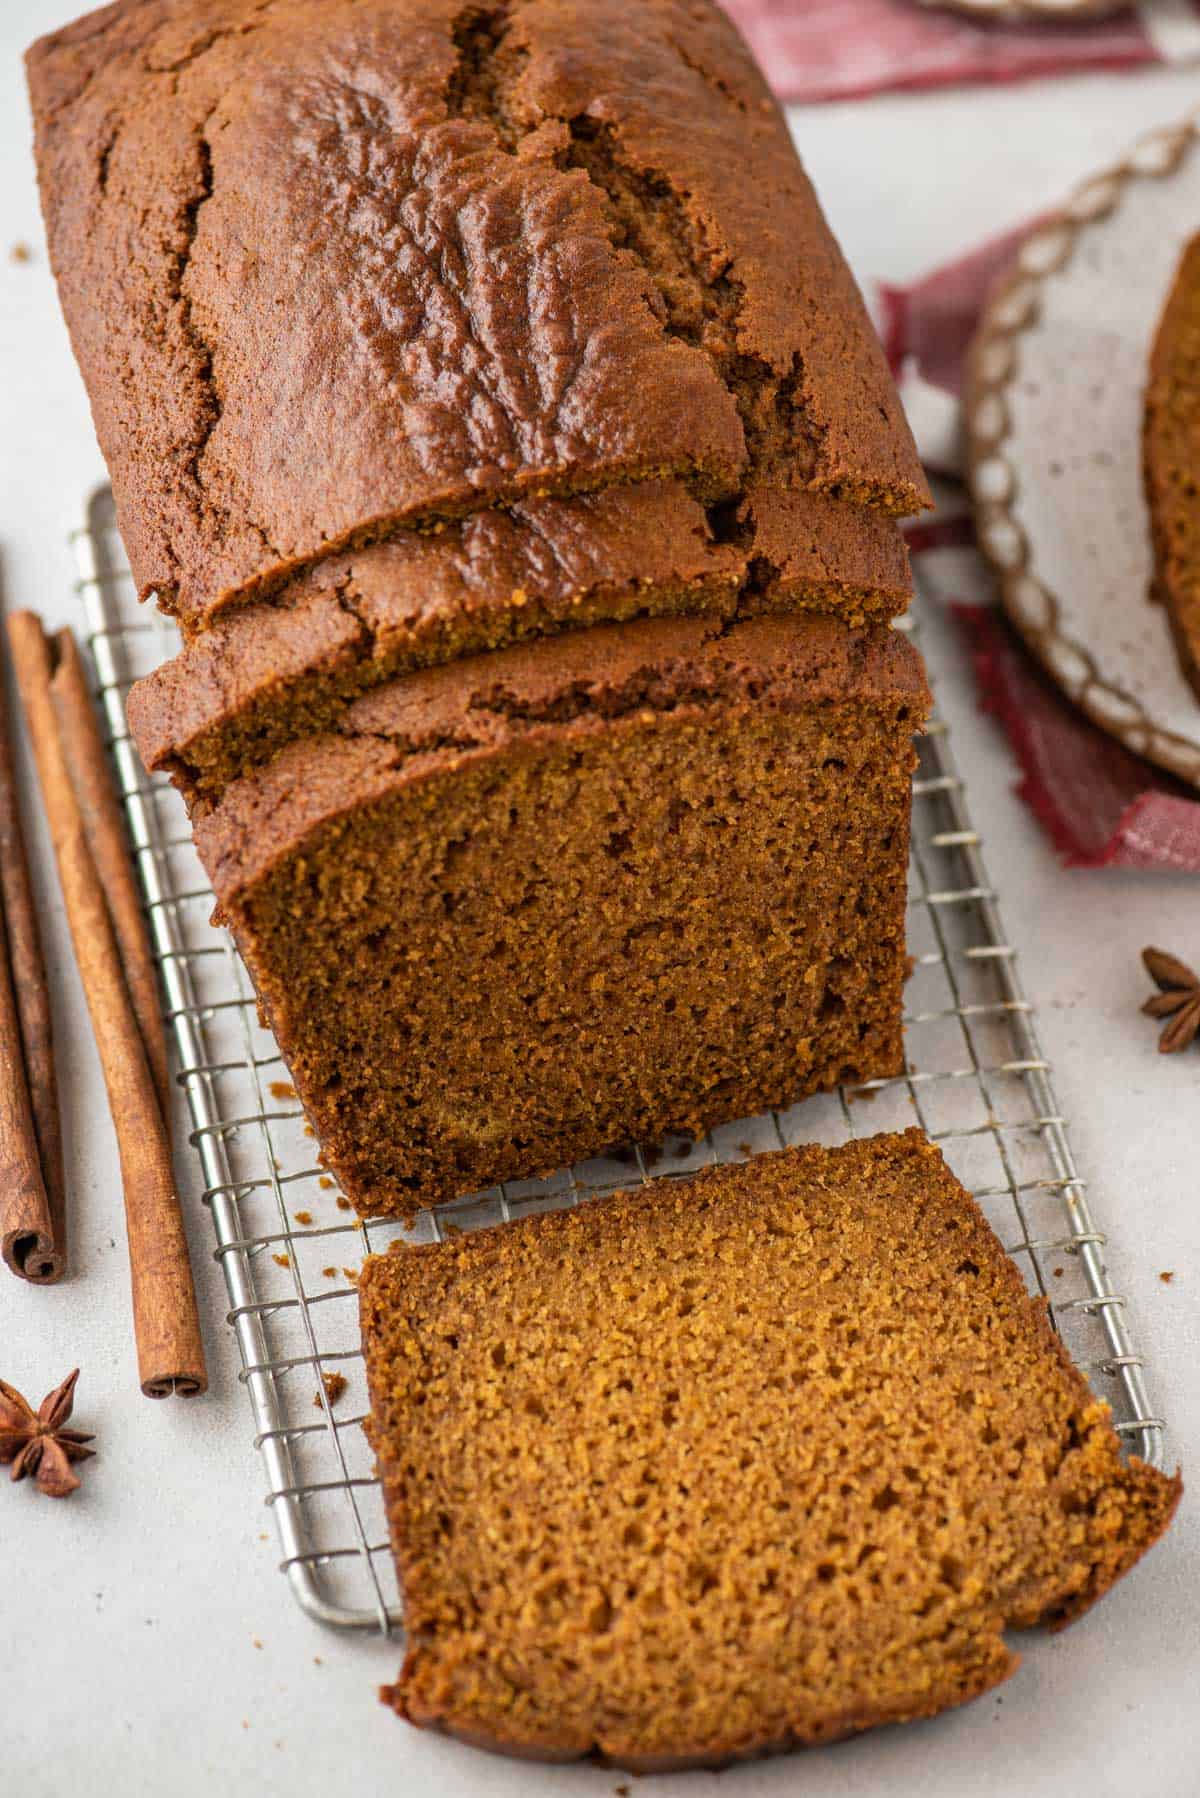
[360,1129,1179,1771]
[1145,232,1200,702]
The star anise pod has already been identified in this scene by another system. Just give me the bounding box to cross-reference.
[0,1369,95,1498]
[1142,947,1200,1054]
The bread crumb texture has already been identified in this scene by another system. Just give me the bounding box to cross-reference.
[360,1131,1179,1771]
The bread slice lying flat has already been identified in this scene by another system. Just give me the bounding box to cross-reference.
[360,1129,1179,1771]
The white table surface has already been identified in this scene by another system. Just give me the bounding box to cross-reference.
[3,7,1197,1795]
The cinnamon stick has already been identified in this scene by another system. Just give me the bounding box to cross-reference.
[0,652,64,1282]
[49,628,171,1130]
[8,612,206,1397]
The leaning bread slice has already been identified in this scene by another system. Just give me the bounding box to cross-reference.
[196,614,927,1216]
[128,483,913,809]
[361,1130,1179,1772]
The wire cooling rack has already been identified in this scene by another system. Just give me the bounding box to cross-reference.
[71,484,1165,1636]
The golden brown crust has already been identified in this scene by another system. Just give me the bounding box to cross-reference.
[28,0,928,626]
[360,1132,1179,1768]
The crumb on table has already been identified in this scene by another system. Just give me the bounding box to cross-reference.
[1160,1271,1175,1284]
[1052,1267,1064,1279]
[315,1371,348,1408]
[10,241,32,263]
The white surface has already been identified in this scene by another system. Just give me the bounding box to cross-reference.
[2,9,1197,1795]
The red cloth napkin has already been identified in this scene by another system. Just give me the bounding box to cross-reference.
[722,0,1200,105]
[884,239,1200,872]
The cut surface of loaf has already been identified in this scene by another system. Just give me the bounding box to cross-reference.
[27,0,928,627]
[1144,232,1200,702]
[361,1130,1179,1770]
[127,483,913,806]
[195,614,928,1215]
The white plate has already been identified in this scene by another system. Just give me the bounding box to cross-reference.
[966,114,1200,789]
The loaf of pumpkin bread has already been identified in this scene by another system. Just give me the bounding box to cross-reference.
[360,1131,1179,1769]
[30,0,933,1216]
[197,615,928,1215]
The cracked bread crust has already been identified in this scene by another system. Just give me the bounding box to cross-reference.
[194,614,929,1213]
[361,1131,1179,1769]
[28,0,928,626]
[127,482,914,806]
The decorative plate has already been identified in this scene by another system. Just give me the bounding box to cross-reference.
[965,114,1200,790]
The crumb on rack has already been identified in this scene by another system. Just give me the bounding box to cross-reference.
[252,1637,263,1650]
[272,1252,290,1268]
[1160,1270,1175,1284]
[269,1080,297,1100]
[322,1265,338,1279]
[319,1176,335,1190]
[343,1266,359,1283]
[304,1123,315,1137]
[10,241,32,263]
[1052,1267,1064,1279]
[293,1209,313,1226]
[315,1371,348,1409]
[336,1196,352,1211]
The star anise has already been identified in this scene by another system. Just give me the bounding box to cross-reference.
[1142,947,1200,1054]
[0,1369,95,1498]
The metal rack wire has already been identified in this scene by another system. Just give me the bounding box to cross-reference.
[71,484,1165,1638]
